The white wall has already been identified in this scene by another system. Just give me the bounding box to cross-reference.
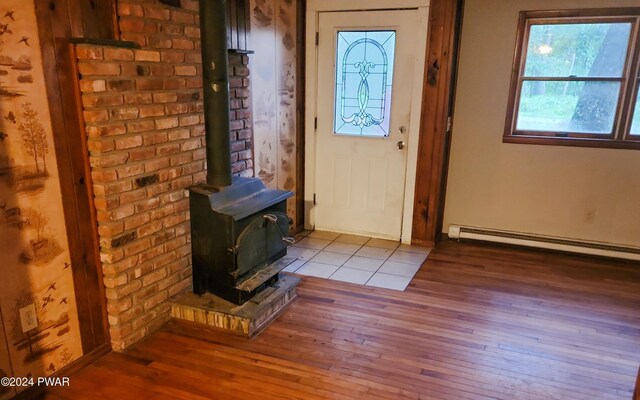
[443,0,640,247]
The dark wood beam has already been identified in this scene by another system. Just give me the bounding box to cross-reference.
[412,0,464,247]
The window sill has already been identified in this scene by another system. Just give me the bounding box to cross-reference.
[503,135,640,150]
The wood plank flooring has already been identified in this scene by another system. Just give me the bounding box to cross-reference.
[43,241,640,399]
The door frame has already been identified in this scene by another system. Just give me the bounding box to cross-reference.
[304,0,430,243]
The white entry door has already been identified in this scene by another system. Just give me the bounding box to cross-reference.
[314,9,427,240]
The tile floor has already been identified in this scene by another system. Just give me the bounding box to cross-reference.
[283,230,431,291]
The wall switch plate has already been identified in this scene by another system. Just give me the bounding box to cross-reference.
[19,304,37,333]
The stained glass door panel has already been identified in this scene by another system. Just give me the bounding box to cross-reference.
[334,31,396,137]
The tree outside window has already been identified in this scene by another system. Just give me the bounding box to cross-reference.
[504,9,640,149]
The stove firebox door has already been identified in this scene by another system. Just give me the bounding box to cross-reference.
[235,212,289,278]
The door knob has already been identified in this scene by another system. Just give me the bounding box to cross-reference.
[397,141,406,149]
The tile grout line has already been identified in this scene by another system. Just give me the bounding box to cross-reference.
[289,231,430,287]
[363,243,398,286]
[326,236,366,280]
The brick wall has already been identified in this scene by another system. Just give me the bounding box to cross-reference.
[228,53,254,175]
[75,0,254,350]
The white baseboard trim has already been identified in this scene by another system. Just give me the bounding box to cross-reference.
[447,225,640,262]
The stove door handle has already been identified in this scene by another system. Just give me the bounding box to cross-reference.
[263,214,296,245]
[263,214,278,224]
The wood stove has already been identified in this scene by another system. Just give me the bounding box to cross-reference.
[190,0,294,305]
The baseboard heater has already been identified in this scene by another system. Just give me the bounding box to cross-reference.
[448,225,640,262]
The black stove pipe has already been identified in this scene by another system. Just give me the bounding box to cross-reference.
[199,0,232,188]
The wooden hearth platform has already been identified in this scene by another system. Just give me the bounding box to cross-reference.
[169,274,299,337]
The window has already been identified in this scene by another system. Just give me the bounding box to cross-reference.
[334,30,396,137]
[504,9,640,149]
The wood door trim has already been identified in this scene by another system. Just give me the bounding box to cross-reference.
[411,0,463,246]
[295,0,307,233]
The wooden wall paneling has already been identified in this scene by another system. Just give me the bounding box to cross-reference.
[34,0,110,353]
[275,0,298,226]
[63,0,118,40]
[411,0,463,246]
[0,0,97,384]
[228,0,239,49]
[250,0,301,230]
[227,0,250,50]
[93,0,119,40]
[67,0,86,38]
[295,1,306,232]
[236,0,248,50]
[435,0,464,245]
[250,0,280,191]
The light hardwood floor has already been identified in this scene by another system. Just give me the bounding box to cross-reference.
[42,241,640,399]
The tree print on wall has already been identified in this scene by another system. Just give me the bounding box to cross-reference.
[18,102,48,174]
[58,346,73,367]
[19,208,63,265]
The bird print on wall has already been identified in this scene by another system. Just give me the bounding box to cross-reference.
[4,111,16,123]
